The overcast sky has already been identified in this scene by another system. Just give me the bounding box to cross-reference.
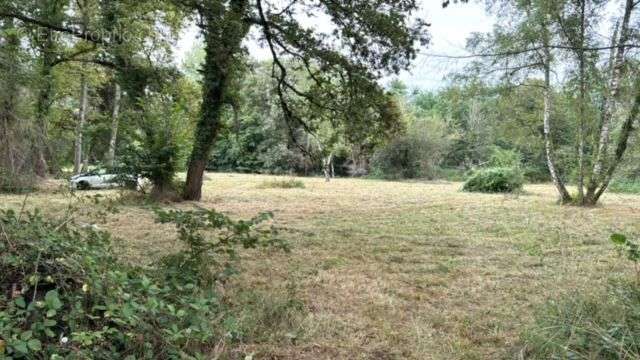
[175,1,495,91]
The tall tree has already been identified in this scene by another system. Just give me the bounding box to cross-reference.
[176,0,429,200]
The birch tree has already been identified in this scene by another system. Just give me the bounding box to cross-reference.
[464,0,639,205]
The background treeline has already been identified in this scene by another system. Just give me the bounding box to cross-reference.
[1,0,639,205]
[208,69,640,186]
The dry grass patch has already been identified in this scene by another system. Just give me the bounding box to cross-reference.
[2,173,639,359]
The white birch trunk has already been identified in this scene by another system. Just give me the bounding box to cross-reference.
[323,152,333,182]
[542,44,572,203]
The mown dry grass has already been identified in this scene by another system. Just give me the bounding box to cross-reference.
[2,173,640,359]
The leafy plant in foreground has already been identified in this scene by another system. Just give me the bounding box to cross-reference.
[611,233,640,283]
[0,202,288,359]
[154,208,289,287]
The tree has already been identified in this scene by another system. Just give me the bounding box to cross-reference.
[0,0,183,181]
[463,0,640,205]
[175,0,429,200]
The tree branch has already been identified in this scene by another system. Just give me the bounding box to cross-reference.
[0,11,115,46]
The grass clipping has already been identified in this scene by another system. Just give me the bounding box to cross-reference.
[257,178,305,189]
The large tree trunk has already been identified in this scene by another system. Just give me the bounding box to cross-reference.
[0,18,18,174]
[586,0,634,201]
[33,0,66,177]
[74,74,89,174]
[105,82,121,168]
[34,32,56,177]
[541,40,572,204]
[183,41,229,200]
[183,2,250,201]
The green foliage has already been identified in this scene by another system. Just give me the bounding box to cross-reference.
[463,167,524,193]
[488,146,522,169]
[257,179,306,189]
[0,203,287,358]
[0,169,36,194]
[609,179,640,194]
[611,233,640,282]
[611,234,640,261]
[118,88,193,198]
[154,208,288,287]
[371,117,452,180]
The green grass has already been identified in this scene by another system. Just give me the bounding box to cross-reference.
[522,280,640,359]
[2,173,640,359]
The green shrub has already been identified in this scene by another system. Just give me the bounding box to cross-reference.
[488,146,522,169]
[0,169,35,194]
[609,179,640,194]
[371,118,452,180]
[117,90,192,199]
[463,167,524,193]
[0,204,288,358]
[257,179,305,189]
[433,167,467,182]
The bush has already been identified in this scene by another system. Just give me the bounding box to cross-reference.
[0,204,288,358]
[488,146,522,169]
[0,170,35,194]
[371,117,452,180]
[433,167,467,182]
[257,178,305,189]
[609,179,640,194]
[463,167,524,193]
[117,90,192,199]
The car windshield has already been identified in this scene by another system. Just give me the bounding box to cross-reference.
[79,168,108,176]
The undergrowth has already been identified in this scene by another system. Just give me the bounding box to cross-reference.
[0,196,296,359]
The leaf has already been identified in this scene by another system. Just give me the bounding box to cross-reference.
[46,309,57,318]
[15,297,26,308]
[13,341,28,354]
[20,331,32,341]
[27,339,42,351]
[611,233,627,245]
[45,290,63,310]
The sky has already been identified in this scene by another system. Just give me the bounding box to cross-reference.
[174,1,495,91]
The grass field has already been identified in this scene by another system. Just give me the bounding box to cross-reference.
[2,173,640,359]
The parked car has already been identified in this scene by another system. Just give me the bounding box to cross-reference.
[70,169,139,190]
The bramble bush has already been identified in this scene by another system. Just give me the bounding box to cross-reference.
[463,167,524,193]
[0,201,288,358]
